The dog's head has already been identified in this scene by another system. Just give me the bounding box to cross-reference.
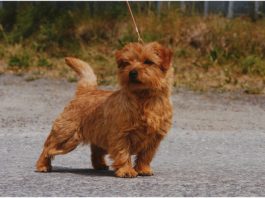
[115,42,173,92]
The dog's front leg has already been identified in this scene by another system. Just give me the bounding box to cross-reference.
[134,134,163,176]
[109,138,138,178]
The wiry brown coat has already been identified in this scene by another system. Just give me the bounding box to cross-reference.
[36,42,173,178]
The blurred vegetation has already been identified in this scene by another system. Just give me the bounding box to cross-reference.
[0,2,264,94]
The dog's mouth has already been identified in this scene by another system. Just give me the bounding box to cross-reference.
[130,78,142,84]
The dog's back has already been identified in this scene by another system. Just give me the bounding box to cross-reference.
[57,57,113,140]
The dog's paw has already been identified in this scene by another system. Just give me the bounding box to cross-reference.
[35,165,52,173]
[115,167,138,178]
[135,165,153,176]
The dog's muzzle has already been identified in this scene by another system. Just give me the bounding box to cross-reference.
[129,70,138,82]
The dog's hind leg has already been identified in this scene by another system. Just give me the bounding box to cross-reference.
[36,130,80,172]
[91,144,109,170]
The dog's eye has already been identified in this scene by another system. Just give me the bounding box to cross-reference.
[144,60,154,65]
[118,61,129,68]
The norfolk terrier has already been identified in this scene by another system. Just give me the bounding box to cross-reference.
[36,42,173,178]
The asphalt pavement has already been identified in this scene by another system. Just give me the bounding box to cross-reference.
[0,74,265,196]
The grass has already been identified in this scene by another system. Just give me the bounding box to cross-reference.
[0,10,264,94]
[37,58,53,68]
[8,54,30,68]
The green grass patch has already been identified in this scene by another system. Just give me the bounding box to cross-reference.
[240,55,265,76]
[37,58,53,68]
[8,54,30,68]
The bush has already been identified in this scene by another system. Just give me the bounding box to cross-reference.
[0,2,264,92]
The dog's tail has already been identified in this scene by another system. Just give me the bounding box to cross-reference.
[65,57,97,94]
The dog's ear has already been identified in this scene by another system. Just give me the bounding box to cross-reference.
[115,50,120,62]
[160,46,173,72]
[115,50,127,68]
[148,42,173,72]
[115,49,122,62]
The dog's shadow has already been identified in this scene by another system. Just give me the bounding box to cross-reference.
[51,166,114,177]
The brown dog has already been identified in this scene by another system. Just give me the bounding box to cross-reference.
[36,42,173,178]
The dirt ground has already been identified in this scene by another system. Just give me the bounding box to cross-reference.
[0,74,264,196]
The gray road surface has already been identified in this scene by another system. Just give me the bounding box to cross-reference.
[0,74,265,196]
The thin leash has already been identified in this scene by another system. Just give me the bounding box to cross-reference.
[126,1,144,44]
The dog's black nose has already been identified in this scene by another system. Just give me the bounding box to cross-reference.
[129,70,138,81]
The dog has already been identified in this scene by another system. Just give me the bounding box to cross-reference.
[36,42,173,178]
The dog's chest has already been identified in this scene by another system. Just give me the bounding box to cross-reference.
[137,97,172,134]
[127,97,172,150]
